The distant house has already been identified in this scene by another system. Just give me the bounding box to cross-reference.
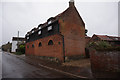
[25,0,86,62]
[11,37,25,52]
[89,34,120,46]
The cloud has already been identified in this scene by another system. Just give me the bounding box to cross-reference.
[1,1,118,45]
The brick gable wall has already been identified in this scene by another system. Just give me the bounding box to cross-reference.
[59,6,85,57]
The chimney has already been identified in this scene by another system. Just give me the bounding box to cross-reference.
[69,0,74,7]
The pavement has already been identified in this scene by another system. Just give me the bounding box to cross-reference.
[8,52,93,79]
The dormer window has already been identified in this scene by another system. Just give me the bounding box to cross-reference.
[48,20,52,24]
[48,26,52,31]
[32,31,34,33]
[27,37,29,40]
[27,34,29,36]
[38,31,41,35]
[115,38,118,40]
[39,27,41,30]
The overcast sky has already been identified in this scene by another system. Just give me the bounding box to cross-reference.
[0,0,119,45]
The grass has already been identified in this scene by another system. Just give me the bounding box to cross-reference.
[14,52,24,55]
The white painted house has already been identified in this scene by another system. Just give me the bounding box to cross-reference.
[11,37,25,52]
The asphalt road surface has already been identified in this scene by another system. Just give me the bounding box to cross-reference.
[2,51,74,78]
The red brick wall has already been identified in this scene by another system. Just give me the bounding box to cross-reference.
[59,6,85,57]
[26,34,64,62]
[25,41,35,56]
[85,37,91,46]
[90,49,120,77]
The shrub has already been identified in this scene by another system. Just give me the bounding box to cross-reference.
[16,44,25,55]
[15,52,24,55]
[87,41,120,51]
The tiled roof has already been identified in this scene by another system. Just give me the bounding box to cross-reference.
[28,27,37,35]
[12,37,25,41]
[108,36,120,41]
[26,3,84,36]
[26,7,70,36]
[85,36,91,38]
[95,34,120,41]
[55,7,70,19]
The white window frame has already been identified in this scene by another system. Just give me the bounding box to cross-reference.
[39,27,41,30]
[27,34,29,36]
[38,31,41,35]
[48,21,52,24]
[48,26,52,31]
[32,31,34,33]
[27,37,29,40]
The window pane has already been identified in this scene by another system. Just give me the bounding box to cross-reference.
[27,37,29,39]
[32,31,34,33]
[48,21,51,24]
[39,27,41,29]
[38,31,41,35]
[48,26,52,31]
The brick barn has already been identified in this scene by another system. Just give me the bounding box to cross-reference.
[25,0,85,62]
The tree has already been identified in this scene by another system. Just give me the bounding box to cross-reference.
[17,44,25,54]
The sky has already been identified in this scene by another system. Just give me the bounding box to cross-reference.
[118,1,120,37]
[0,0,119,46]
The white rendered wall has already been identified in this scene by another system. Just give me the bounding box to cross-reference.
[11,41,17,52]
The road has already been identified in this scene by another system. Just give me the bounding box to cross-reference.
[2,51,74,78]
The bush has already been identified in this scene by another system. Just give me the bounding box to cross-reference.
[87,41,120,51]
[15,52,24,55]
[16,44,25,55]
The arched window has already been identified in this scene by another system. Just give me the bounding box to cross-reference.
[48,40,53,45]
[27,45,29,48]
[58,42,61,45]
[39,42,42,47]
[32,44,34,48]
